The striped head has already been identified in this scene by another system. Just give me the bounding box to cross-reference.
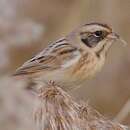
[70,22,119,57]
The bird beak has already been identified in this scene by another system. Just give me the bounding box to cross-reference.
[107,32,120,40]
[107,32,127,46]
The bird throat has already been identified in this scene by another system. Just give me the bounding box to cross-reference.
[95,44,106,58]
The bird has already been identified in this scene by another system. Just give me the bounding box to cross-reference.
[13,22,122,90]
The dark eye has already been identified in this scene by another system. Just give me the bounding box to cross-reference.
[94,31,103,37]
[81,31,104,48]
[80,30,108,48]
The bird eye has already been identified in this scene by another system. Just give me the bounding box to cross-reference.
[81,31,106,48]
[80,30,108,48]
[94,31,103,37]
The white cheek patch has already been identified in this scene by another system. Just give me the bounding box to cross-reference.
[61,51,81,68]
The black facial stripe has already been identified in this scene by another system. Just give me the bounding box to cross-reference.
[81,35,103,48]
[81,38,90,47]
[80,30,108,48]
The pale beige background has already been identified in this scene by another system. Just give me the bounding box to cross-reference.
[0,0,130,129]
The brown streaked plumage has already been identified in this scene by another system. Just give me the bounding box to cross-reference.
[13,22,120,90]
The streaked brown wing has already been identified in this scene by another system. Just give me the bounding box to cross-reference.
[14,55,60,75]
[14,38,80,76]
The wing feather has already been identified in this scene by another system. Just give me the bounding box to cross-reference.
[14,38,81,76]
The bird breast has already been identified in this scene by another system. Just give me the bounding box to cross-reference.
[71,52,105,82]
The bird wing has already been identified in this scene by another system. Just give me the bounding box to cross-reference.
[14,38,81,76]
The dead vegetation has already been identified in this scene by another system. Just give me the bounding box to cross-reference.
[0,0,130,129]
[34,81,128,130]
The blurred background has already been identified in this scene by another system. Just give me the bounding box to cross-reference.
[0,0,130,129]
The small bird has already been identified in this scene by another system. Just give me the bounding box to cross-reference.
[14,22,123,90]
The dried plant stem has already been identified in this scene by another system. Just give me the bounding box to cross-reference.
[115,99,130,123]
[34,81,128,130]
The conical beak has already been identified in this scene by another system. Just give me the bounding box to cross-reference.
[107,32,127,46]
[107,32,120,40]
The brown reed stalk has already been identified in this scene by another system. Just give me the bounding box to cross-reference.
[34,81,129,130]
